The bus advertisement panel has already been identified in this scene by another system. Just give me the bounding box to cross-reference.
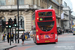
[32,9,58,44]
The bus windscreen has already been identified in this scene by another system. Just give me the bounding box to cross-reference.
[38,21,54,31]
[39,12,52,17]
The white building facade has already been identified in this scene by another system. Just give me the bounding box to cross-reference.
[62,1,72,31]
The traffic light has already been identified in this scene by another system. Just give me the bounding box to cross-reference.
[5,21,8,28]
[14,18,16,24]
[2,20,4,32]
[14,18,17,27]
[2,20,6,32]
[2,20,3,27]
[8,18,12,28]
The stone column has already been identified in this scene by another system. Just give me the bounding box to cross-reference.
[38,0,40,6]
[35,0,37,5]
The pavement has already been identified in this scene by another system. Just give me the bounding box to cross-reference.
[0,31,32,50]
[0,38,32,50]
[0,42,17,50]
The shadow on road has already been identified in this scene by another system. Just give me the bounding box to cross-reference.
[36,42,56,45]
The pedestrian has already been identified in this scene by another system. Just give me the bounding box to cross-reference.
[2,33,6,41]
[26,31,30,38]
[11,32,14,43]
[29,30,32,38]
[16,33,18,40]
[7,33,10,43]
[13,32,15,40]
[21,33,25,45]
[28,31,30,38]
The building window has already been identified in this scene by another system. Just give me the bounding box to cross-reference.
[19,0,24,5]
[0,0,6,5]
[19,20,24,29]
[18,16,24,30]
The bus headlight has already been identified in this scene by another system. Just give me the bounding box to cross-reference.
[37,18,39,20]
[53,17,54,18]
[37,35,39,41]
[55,34,57,39]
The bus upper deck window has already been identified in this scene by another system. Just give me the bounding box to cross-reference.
[39,12,52,17]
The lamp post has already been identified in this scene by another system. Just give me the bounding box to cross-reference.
[17,0,19,43]
[8,18,12,45]
[14,16,17,43]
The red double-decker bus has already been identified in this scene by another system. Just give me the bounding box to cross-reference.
[32,9,58,44]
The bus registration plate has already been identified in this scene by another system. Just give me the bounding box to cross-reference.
[45,40,50,42]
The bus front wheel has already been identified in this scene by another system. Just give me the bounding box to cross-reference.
[53,42,56,44]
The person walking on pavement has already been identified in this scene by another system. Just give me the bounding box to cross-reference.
[11,32,14,43]
[16,33,18,42]
[13,32,15,42]
[26,31,30,39]
[21,33,25,45]
[28,31,30,38]
[7,33,10,43]
[2,32,6,42]
[29,30,32,38]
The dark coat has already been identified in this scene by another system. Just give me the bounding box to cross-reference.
[7,33,9,39]
[21,35,25,40]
